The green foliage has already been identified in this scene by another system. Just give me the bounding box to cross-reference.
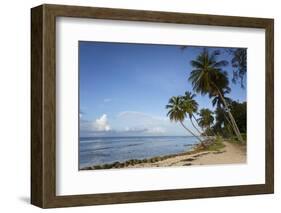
[188,48,230,96]
[205,136,225,151]
[187,48,244,141]
[211,99,246,138]
[181,91,198,118]
[197,108,214,132]
[166,92,200,123]
[167,48,247,142]
[230,133,247,144]
[229,101,247,133]
[241,133,247,140]
[166,96,186,122]
[166,94,203,142]
[210,88,231,109]
[228,48,247,88]
[212,107,234,137]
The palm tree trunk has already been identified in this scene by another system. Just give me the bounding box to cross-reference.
[206,125,217,137]
[226,123,234,137]
[192,114,216,138]
[192,115,205,134]
[208,125,216,143]
[217,90,244,143]
[192,114,210,140]
[179,121,204,144]
[189,117,208,141]
[226,107,243,141]
[228,111,244,142]
[212,83,243,142]
[189,117,202,135]
[221,107,235,135]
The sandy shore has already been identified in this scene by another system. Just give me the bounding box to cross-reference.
[81,141,246,170]
[127,141,246,168]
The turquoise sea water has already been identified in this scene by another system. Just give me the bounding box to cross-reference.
[79,136,199,168]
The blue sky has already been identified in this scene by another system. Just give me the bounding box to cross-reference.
[79,41,246,137]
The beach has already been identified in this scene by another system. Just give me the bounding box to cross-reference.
[81,141,246,170]
[79,44,248,171]
[127,141,246,168]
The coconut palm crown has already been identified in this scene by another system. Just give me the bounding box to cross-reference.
[181,92,198,118]
[198,108,214,129]
[188,48,229,96]
[166,96,185,122]
[166,96,203,142]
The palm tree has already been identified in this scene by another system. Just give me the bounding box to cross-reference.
[214,107,234,137]
[211,89,235,135]
[181,92,203,135]
[211,88,231,108]
[188,48,244,143]
[166,96,203,143]
[197,108,214,136]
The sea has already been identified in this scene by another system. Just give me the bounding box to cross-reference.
[79,136,199,168]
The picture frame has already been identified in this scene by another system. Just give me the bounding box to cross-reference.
[31,4,274,208]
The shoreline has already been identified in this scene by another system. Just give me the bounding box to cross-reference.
[81,141,246,170]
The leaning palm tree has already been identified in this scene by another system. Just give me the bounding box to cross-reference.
[211,88,231,108]
[214,107,234,137]
[166,96,203,143]
[197,108,214,136]
[211,88,235,134]
[188,48,244,143]
[181,91,203,135]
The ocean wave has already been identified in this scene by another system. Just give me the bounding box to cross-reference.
[79,136,198,167]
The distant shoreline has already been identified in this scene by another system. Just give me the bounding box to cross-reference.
[80,141,246,170]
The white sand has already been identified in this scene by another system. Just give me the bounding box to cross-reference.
[127,141,246,168]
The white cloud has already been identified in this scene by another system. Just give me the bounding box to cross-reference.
[92,114,111,131]
[80,111,193,137]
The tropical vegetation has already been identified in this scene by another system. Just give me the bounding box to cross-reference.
[166,47,247,147]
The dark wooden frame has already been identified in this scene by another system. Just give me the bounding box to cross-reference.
[31,4,274,208]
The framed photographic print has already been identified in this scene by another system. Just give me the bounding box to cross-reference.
[31,4,274,208]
